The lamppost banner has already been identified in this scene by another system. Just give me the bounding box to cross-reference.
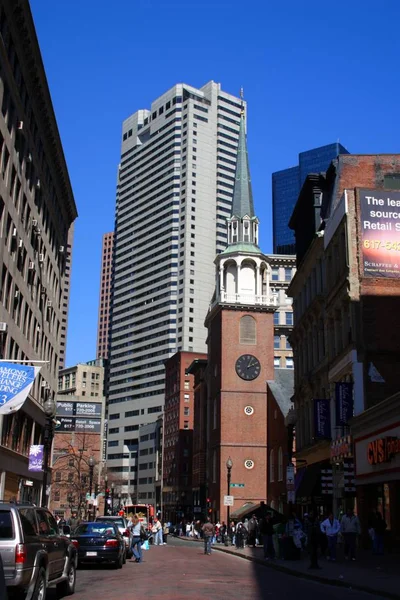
[28,445,44,472]
[335,382,354,426]
[314,398,331,439]
[0,363,41,414]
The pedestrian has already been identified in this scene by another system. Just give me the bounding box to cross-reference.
[259,513,275,560]
[340,508,361,561]
[68,511,80,532]
[235,521,246,549]
[163,522,169,544]
[230,521,236,546]
[152,517,163,545]
[320,512,340,561]
[186,522,191,537]
[304,510,320,569]
[202,517,214,555]
[247,514,258,548]
[220,521,227,545]
[129,514,143,563]
[371,511,386,556]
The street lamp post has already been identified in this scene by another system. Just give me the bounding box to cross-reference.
[41,393,56,508]
[117,493,121,514]
[88,456,95,521]
[104,476,108,516]
[111,482,115,515]
[226,457,233,546]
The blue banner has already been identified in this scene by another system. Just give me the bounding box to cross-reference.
[314,398,331,439]
[28,445,44,472]
[335,382,354,426]
[0,362,41,415]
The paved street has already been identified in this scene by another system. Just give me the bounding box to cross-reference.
[62,538,386,600]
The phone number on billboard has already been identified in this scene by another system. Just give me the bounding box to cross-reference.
[363,240,400,251]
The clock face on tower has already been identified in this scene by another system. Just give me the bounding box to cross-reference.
[235,354,261,381]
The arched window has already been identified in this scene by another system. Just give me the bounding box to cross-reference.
[278,447,283,481]
[240,315,256,345]
[269,449,275,482]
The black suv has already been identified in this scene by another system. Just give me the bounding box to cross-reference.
[0,501,77,599]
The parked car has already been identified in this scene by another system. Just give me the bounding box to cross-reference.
[0,501,77,600]
[95,516,133,558]
[71,522,125,568]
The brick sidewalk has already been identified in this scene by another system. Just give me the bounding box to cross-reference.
[176,536,400,599]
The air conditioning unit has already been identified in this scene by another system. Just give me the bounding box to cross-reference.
[18,240,23,249]
[59,246,65,254]
[40,286,46,295]
[0,323,7,333]
[38,253,44,263]
[14,290,20,300]
[32,219,38,227]
[36,179,41,189]
[46,300,52,308]
[17,121,24,130]
[12,228,17,238]
[28,261,35,270]
[35,228,41,237]
[26,153,32,163]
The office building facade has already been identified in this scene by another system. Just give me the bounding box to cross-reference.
[0,0,77,502]
[97,231,113,359]
[272,142,349,254]
[107,82,245,497]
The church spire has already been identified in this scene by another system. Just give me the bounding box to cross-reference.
[231,105,255,219]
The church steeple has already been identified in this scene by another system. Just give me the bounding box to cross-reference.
[231,110,255,220]
[225,106,259,253]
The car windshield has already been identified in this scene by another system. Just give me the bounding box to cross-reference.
[0,510,13,539]
[97,518,125,527]
[75,523,116,535]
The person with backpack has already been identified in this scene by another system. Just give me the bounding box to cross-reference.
[202,517,215,555]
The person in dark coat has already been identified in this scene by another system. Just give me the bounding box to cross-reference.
[247,514,258,548]
[259,513,275,560]
[304,510,320,569]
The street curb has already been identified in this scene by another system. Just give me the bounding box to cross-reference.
[174,536,400,599]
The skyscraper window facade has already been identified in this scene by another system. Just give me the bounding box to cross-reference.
[107,81,244,499]
[272,142,349,254]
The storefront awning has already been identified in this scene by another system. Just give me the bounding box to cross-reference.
[230,502,283,521]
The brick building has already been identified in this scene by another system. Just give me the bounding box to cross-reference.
[288,154,400,546]
[163,351,206,522]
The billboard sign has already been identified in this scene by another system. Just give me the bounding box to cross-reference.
[335,382,354,426]
[360,188,400,278]
[314,398,331,439]
[56,401,102,417]
[55,416,101,433]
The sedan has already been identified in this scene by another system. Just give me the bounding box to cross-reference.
[71,522,126,568]
[95,515,133,558]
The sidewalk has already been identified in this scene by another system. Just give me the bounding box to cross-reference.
[178,536,400,599]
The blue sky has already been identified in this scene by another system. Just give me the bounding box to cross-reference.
[30,0,400,367]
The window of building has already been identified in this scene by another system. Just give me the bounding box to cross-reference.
[184,421,189,430]
[286,357,294,369]
[274,335,280,349]
[269,449,275,482]
[278,447,283,481]
[271,268,279,281]
[184,407,189,416]
[110,413,120,420]
[184,381,190,390]
[274,356,281,367]
[274,312,280,325]
[285,312,293,326]
[239,315,256,344]
[285,337,291,350]
[284,268,292,282]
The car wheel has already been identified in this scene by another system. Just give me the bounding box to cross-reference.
[57,560,76,596]
[114,554,123,569]
[32,567,47,600]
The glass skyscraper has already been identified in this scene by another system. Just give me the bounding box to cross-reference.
[272,142,349,254]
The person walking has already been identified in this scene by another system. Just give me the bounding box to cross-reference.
[68,511,80,532]
[247,514,258,548]
[152,517,163,545]
[304,510,320,569]
[320,512,340,561]
[341,508,361,561]
[235,521,246,549]
[163,522,169,544]
[372,511,386,556]
[259,513,275,560]
[129,515,143,563]
[202,517,215,555]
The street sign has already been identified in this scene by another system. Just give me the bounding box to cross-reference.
[224,495,234,506]
[231,483,245,488]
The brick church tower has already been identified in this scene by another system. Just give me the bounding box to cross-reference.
[205,106,277,522]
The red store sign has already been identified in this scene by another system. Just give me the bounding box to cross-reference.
[367,436,400,465]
